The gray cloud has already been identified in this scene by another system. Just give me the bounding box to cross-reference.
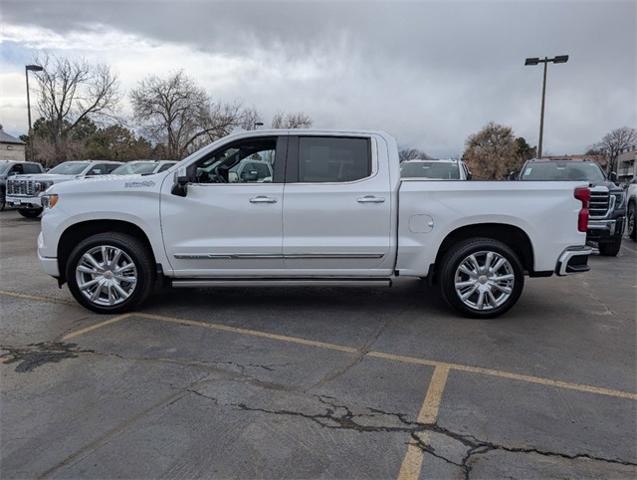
[2,0,635,156]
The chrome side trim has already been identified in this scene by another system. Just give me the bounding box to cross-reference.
[174,253,385,260]
[172,277,392,288]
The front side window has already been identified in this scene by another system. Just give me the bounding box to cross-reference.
[194,138,277,184]
[297,137,371,183]
[48,162,90,175]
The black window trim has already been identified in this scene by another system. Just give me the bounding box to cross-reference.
[286,135,373,184]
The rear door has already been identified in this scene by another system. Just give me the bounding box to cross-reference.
[282,135,393,275]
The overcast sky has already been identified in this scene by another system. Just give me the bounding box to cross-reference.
[1,0,635,157]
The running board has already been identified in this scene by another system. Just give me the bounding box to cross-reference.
[171,277,392,288]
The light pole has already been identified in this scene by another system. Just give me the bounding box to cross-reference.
[25,64,43,161]
[524,55,568,158]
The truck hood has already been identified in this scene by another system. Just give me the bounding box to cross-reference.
[9,173,80,182]
[50,172,166,194]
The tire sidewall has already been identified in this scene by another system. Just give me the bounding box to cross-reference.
[440,239,525,319]
[66,234,153,313]
[628,202,636,241]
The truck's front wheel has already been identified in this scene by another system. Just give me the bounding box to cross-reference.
[439,238,524,318]
[17,207,43,218]
[66,233,155,314]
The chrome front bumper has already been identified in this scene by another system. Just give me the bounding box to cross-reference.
[6,195,42,208]
[555,246,593,276]
[588,217,624,236]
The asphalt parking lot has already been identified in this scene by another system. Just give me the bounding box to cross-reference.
[1,209,636,479]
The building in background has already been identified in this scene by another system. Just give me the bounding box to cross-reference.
[0,125,26,161]
[616,146,637,183]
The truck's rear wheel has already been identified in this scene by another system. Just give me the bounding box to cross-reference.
[18,207,43,218]
[439,238,524,318]
[66,233,155,314]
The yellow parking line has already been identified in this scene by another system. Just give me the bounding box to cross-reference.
[61,314,132,340]
[368,351,637,401]
[0,289,74,305]
[135,313,359,354]
[397,365,449,480]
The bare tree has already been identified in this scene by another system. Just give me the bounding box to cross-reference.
[463,122,519,180]
[594,127,637,173]
[131,71,241,159]
[271,111,312,129]
[399,148,431,162]
[33,54,120,164]
[239,107,263,130]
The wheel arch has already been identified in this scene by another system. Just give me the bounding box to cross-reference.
[433,223,535,277]
[57,219,157,284]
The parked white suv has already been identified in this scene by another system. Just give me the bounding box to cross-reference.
[6,160,122,217]
[38,130,592,318]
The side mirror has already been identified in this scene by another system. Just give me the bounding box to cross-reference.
[171,166,190,197]
[609,171,617,183]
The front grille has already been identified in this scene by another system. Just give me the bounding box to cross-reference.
[589,190,610,218]
[7,179,35,196]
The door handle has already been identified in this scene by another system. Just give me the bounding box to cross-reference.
[357,195,385,204]
[249,196,277,204]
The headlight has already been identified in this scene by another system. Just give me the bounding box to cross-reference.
[613,192,625,208]
[41,194,59,209]
[35,181,53,193]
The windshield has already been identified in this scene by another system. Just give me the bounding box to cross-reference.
[520,162,606,182]
[111,162,157,175]
[401,161,460,179]
[48,162,90,175]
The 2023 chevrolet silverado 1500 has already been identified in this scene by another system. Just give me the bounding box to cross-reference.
[38,130,592,318]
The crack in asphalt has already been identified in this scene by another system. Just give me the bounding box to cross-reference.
[186,390,637,473]
[304,316,391,392]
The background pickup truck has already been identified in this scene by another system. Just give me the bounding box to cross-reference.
[6,160,123,218]
[38,130,592,318]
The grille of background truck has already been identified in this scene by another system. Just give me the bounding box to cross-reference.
[589,190,610,219]
[7,180,35,196]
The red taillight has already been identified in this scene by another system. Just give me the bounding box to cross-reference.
[574,187,590,233]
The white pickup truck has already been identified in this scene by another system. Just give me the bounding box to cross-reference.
[38,130,592,318]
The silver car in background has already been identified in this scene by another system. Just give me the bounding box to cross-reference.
[400,159,472,180]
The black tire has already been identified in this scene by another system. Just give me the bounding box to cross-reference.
[628,201,636,241]
[66,232,155,314]
[438,237,525,319]
[17,207,43,218]
[598,238,622,256]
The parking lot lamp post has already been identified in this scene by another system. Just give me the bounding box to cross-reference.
[524,55,569,158]
[25,64,44,161]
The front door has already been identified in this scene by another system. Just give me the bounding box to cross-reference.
[161,136,286,277]
[282,135,394,275]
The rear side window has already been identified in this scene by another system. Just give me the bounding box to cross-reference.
[298,137,371,182]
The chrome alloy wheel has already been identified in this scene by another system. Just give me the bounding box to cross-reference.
[75,245,138,306]
[454,251,515,311]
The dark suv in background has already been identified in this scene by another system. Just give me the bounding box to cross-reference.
[0,160,45,211]
[518,159,626,256]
